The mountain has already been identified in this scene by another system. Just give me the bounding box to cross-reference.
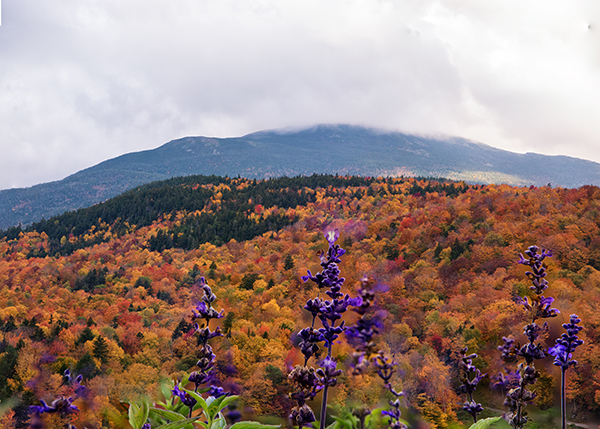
[2,124,600,230]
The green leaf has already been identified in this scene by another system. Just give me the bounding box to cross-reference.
[468,417,504,429]
[327,413,355,429]
[207,395,239,418]
[183,389,209,415]
[229,421,281,429]
[210,416,228,429]
[129,401,150,429]
[149,407,188,422]
[155,417,203,429]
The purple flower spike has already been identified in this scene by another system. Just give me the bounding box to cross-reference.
[459,347,486,423]
[550,314,584,370]
[290,404,316,429]
[316,357,342,387]
[172,385,198,409]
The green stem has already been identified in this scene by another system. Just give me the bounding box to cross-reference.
[319,334,334,429]
[319,385,329,429]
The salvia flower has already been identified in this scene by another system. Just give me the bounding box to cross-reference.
[290,404,317,429]
[316,356,342,388]
[298,327,325,364]
[172,384,198,416]
[226,407,242,424]
[184,276,228,397]
[499,245,557,429]
[458,347,487,423]
[549,314,584,429]
[288,365,322,406]
[292,230,358,429]
[549,314,584,370]
[30,396,79,415]
[192,301,224,321]
[373,351,407,429]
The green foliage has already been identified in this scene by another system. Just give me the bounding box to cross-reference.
[283,254,295,271]
[135,276,153,290]
[240,273,260,290]
[128,385,280,429]
[129,401,150,429]
[75,351,100,379]
[265,364,285,385]
[230,423,281,429]
[75,326,96,346]
[74,268,108,292]
[0,343,18,398]
[467,417,507,429]
[93,335,109,364]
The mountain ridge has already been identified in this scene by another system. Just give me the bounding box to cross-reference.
[2,124,600,230]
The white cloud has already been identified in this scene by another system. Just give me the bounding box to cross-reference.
[0,0,599,189]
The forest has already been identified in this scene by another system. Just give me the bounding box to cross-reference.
[0,174,599,428]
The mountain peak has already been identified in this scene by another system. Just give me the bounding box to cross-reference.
[1,124,600,229]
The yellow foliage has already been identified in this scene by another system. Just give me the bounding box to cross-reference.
[117,363,160,401]
[0,306,19,319]
[15,341,39,389]
[141,331,160,349]
[261,299,280,321]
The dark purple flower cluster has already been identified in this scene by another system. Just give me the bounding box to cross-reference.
[458,347,486,423]
[288,365,321,428]
[290,230,359,429]
[192,276,224,348]
[517,245,560,320]
[498,245,560,428]
[172,385,198,409]
[192,277,224,385]
[172,276,228,413]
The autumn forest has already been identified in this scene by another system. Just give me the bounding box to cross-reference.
[1,175,600,428]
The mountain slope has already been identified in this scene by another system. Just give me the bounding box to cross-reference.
[2,124,600,229]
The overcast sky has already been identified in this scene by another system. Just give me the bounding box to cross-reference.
[0,0,598,190]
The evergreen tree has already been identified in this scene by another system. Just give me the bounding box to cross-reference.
[93,335,109,364]
[76,352,100,379]
[283,254,295,271]
[76,327,95,346]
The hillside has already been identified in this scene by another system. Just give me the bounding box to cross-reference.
[2,124,600,229]
[1,175,600,427]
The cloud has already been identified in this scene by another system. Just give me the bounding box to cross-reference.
[0,0,599,189]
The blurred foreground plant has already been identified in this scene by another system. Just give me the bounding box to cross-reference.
[125,276,279,429]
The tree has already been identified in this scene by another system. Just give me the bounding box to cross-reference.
[75,327,95,346]
[93,335,109,364]
[283,254,294,271]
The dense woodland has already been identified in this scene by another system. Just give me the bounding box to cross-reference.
[0,175,600,428]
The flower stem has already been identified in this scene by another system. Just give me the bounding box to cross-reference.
[319,385,329,429]
[561,367,566,429]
